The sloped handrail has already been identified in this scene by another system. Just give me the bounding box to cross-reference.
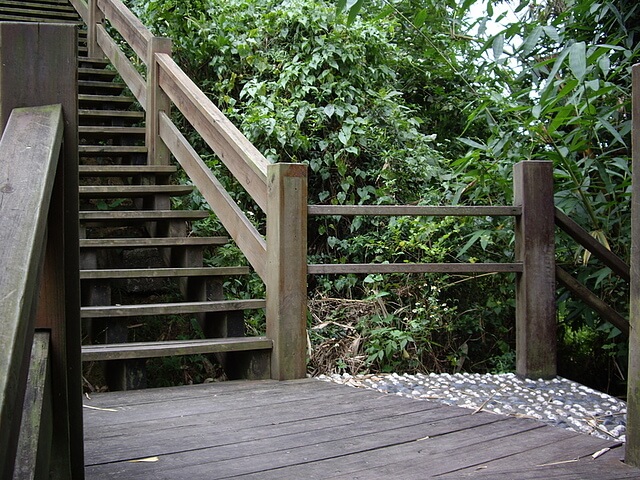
[0,105,63,480]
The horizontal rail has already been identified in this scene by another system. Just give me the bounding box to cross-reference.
[96,24,147,106]
[159,112,268,280]
[308,205,522,217]
[0,105,63,478]
[156,53,270,212]
[555,208,630,282]
[556,266,629,336]
[97,0,152,63]
[307,262,522,275]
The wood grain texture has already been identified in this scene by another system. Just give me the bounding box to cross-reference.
[308,262,522,275]
[82,379,638,479]
[156,53,270,212]
[159,112,268,279]
[97,0,151,62]
[80,298,265,318]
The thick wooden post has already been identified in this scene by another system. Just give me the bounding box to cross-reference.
[513,161,556,379]
[146,37,172,165]
[0,23,83,479]
[266,163,308,380]
[627,63,640,467]
[87,0,104,58]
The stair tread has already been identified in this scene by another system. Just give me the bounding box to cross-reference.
[3,0,76,12]
[79,94,136,103]
[81,298,265,317]
[78,68,118,76]
[81,336,272,361]
[79,165,176,175]
[79,126,146,134]
[0,5,79,17]
[0,13,81,22]
[79,145,148,154]
[79,209,208,220]
[79,109,144,118]
[80,236,229,248]
[78,80,127,88]
[80,266,250,279]
[79,185,193,197]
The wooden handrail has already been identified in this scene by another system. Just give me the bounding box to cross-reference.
[156,53,270,211]
[307,263,522,275]
[158,112,268,280]
[97,0,152,62]
[554,207,630,281]
[308,205,521,216]
[0,105,64,480]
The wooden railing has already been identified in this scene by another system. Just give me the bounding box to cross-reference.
[0,22,83,479]
[0,105,79,478]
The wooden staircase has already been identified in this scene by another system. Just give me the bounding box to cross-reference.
[0,0,271,390]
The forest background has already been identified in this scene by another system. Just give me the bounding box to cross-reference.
[125,0,639,395]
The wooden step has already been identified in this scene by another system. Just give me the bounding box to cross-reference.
[79,126,146,138]
[78,58,110,68]
[1,5,78,17]
[78,94,137,108]
[80,266,250,280]
[79,109,144,123]
[79,165,176,176]
[81,336,272,361]
[0,12,81,22]
[78,80,127,95]
[79,210,208,223]
[81,298,265,318]
[78,68,118,80]
[80,237,228,248]
[79,185,193,198]
[79,145,148,156]
[3,0,76,12]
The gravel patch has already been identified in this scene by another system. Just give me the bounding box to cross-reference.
[318,372,627,442]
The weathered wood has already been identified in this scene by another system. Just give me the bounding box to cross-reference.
[556,266,629,336]
[79,108,143,120]
[627,62,640,467]
[266,163,308,380]
[156,53,270,212]
[79,184,193,197]
[82,380,638,479]
[96,0,151,62]
[14,332,52,480]
[0,105,62,480]
[555,208,630,282]
[513,161,556,379]
[308,205,521,217]
[79,210,208,222]
[68,0,88,21]
[308,262,523,275]
[80,298,265,318]
[78,164,176,175]
[80,266,250,279]
[147,37,172,165]
[79,236,228,248]
[82,337,273,361]
[79,145,147,155]
[159,112,268,280]
[87,0,104,58]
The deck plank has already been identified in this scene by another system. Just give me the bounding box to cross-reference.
[83,379,638,479]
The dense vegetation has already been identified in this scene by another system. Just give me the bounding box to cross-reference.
[129,0,638,393]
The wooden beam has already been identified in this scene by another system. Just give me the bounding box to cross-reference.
[513,161,556,379]
[627,62,640,468]
[96,24,147,106]
[266,163,308,380]
[68,0,88,21]
[159,112,268,280]
[307,263,522,275]
[97,0,152,62]
[147,38,172,165]
[156,53,270,212]
[0,105,63,480]
[308,205,521,217]
[555,208,630,282]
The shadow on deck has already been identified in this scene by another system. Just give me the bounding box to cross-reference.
[83,379,639,479]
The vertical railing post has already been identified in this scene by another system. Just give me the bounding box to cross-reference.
[87,0,104,58]
[513,160,556,379]
[627,62,640,467]
[266,163,308,380]
[146,37,172,165]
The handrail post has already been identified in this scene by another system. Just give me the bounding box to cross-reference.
[627,62,640,467]
[513,160,556,379]
[265,163,308,380]
[87,0,104,58]
[146,37,172,165]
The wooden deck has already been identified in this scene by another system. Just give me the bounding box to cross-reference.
[83,379,640,479]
